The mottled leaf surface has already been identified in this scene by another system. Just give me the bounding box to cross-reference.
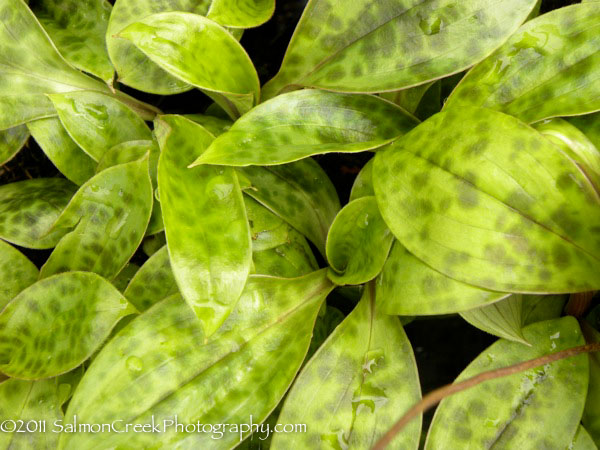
[208,0,274,28]
[445,3,600,123]
[380,81,436,115]
[326,197,393,285]
[0,0,109,129]
[0,240,38,311]
[194,90,418,166]
[49,91,151,161]
[460,295,528,345]
[60,271,333,449]
[0,125,29,165]
[349,158,375,201]
[426,317,588,449]
[119,12,260,117]
[377,242,509,315]
[273,285,421,449]
[0,272,136,379]
[374,107,600,293]
[240,159,340,256]
[0,178,76,249]
[262,0,537,98]
[27,118,96,186]
[40,157,153,279]
[32,0,114,82]
[106,0,211,94]
[156,115,251,336]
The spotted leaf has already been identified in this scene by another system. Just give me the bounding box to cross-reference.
[27,117,96,186]
[445,3,600,123]
[0,125,29,166]
[0,0,110,129]
[239,158,340,256]
[32,0,114,83]
[373,107,600,293]
[460,295,528,345]
[326,196,393,285]
[59,271,334,449]
[119,12,260,118]
[49,91,152,161]
[193,90,417,166]
[272,284,421,449]
[40,157,153,279]
[262,0,537,98]
[0,240,38,311]
[0,178,77,249]
[207,0,274,28]
[155,115,251,337]
[425,317,588,449]
[0,272,137,379]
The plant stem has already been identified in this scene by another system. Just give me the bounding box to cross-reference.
[372,342,600,450]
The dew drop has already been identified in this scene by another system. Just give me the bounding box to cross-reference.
[356,213,370,229]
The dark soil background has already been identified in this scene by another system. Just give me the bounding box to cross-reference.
[0,0,582,433]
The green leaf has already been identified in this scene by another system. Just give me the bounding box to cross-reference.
[106,0,211,95]
[380,82,436,115]
[445,3,600,123]
[571,426,597,450]
[460,295,529,345]
[112,263,139,292]
[373,107,600,293]
[425,317,588,449]
[568,113,600,151]
[522,294,568,325]
[0,271,137,379]
[583,326,600,446]
[349,158,375,202]
[326,196,393,285]
[0,240,38,310]
[239,159,341,256]
[27,117,96,186]
[32,0,114,83]
[306,305,345,361]
[377,242,509,315]
[142,232,166,257]
[0,378,64,449]
[262,0,537,99]
[193,90,418,166]
[119,12,260,117]
[59,271,334,449]
[49,91,152,161]
[185,113,232,136]
[0,0,110,129]
[0,178,77,249]
[40,157,153,279]
[272,284,421,449]
[123,245,178,312]
[207,0,274,28]
[156,115,251,337]
[0,125,29,165]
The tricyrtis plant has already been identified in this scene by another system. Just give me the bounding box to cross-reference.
[0,0,599,449]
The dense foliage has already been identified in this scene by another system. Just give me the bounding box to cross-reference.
[0,0,599,448]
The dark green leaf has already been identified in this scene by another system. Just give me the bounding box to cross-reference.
[0,125,29,166]
[522,294,568,325]
[349,158,375,202]
[0,240,38,310]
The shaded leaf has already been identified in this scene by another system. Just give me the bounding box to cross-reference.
[0,272,137,379]
[326,196,393,285]
[425,317,588,449]
[0,178,77,249]
[112,263,139,292]
[106,0,211,94]
[380,82,436,115]
[119,12,260,117]
[0,240,38,310]
[59,271,334,449]
[373,107,600,293]
[349,158,375,202]
[569,113,600,157]
[0,0,109,129]
[262,0,537,98]
[0,125,29,165]
[142,232,166,257]
[306,305,345,361]
[40,157,153,279]
[185,113,232,136]
[583,326,600,446]
[377,242,509,315]
[239,158,340,256]
[207,0,274,28]
[445,3,600,123]
[194,90,418,166]
[49,90,152,161]
[460,295,529,345]
[32,0,114,82]
[571,426,597,450]
[272,284,421,449]
[155,115,251,337]
[522,294,568,325]
[27,117,96,185]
